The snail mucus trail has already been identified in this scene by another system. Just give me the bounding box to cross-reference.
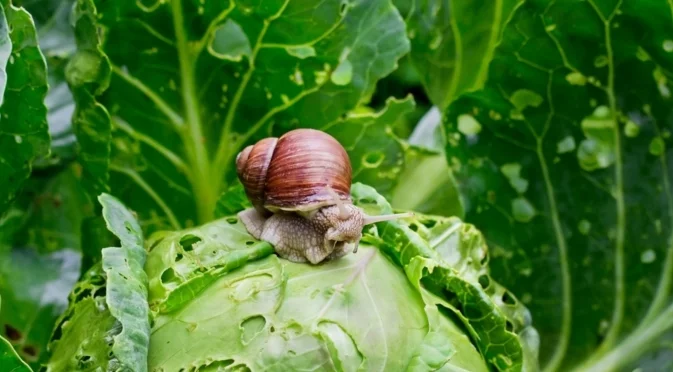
[235,129,413,264]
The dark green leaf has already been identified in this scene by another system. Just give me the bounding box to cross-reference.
[0,164,91,368]
[98,193,150,372]
[323,96,415,197]
[0,248,81,368]
[444,0,673,370]
[0,333,31,372]
[7,165,94,255]
[69,0,410,232]
[26,0,77,167]
[66,0,112,196]
[396,0,523,109]
[213,180,251,219]
[0,1,50,215]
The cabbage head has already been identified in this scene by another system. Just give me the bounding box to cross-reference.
[44,184,539,371]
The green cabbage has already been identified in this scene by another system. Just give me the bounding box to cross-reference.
[45,185,538,371]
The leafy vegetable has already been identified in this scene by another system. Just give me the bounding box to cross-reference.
[67,0,412,233]
[0,0,50,215]
[444,0,673,370]
[48,185,537,371]
[0,248,81,367]
[395,0,523,109]
[27,0,77,166]
[1,333,31,372]
[46,193,150,371]
[98,193,150,371]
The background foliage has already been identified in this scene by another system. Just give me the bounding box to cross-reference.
[0,0,671,371]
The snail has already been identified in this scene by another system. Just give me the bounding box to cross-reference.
[235,128,413,264]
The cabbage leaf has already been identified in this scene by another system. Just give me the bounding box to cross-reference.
[445,0,673,370]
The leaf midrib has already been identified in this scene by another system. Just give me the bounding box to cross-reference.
[171,0,214,225]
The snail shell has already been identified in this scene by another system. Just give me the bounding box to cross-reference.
[236,129,352,215]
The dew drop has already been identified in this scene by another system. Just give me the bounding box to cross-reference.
[14,135,22,144]
[545,24,556,32]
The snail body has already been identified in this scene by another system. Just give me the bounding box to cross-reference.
[235,128,411,264]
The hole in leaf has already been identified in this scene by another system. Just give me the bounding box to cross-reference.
[76,354,93,368]
[75,288,92,302]
[442,290,462,313]
[176,253,184,261]
[226,217,238,224]
[240,316,267,345]
[409,224,418,232]
[89,274,105,286]
[197,360,235,371]
[421,219,437,228]
[480,253,489,265]
[161,268,180,285]
[270,326,275,333]
[22,345,38,359]
[179,234,202,252]
[502,291,517,305]
[362,151,385,168]
[506,321,514,333]
[245,241,254,246]
[4,324,21,341]
[339,0,348,15]
[124,221,134,234]
[478,275,490,289]
[94,287,106,298]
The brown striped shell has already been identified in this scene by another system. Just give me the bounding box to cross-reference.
[235,129,353,215]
